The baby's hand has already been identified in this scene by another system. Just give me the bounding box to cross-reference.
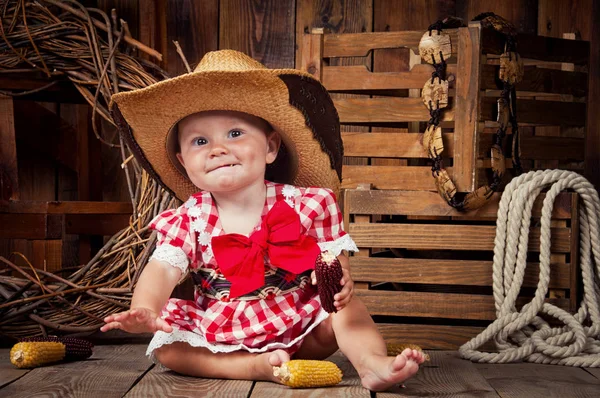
[310,267,354,311]
[100,307,173,334]
[333,267,354,311]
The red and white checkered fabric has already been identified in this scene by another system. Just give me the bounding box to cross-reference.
[146,181,357,355]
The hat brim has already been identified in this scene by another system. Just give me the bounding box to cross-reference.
[110,69,342,201]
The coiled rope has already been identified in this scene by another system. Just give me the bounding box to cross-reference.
[459,170,600,366]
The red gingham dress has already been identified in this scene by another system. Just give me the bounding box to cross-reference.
[145,181,358,358]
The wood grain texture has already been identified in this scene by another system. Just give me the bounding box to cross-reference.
[251,351,369,397]
[348,223,571,252]
[344,189,573,218]
[584,0,600,189]
[456,0,538,34]
[350,257,571,289]
[323,64,458,91]
[126,365,253,397]
[378,351,499,397]
[377,323,487,350]
[343,132,453,158]
[221,0,295,68]
[334,97,455,123]
[0,348,29,388]
[167,0,218,75]
[0,344,150,398]
[475,360,600,398]
[480,64,589,96]
[453,24,481,193]
[356,290,570,320]
[478,133,584,161]
[342,165,449,190]
[0,94,18,201]
[323,30,459,57]
[480,97,587,126]
[297,0,374,167]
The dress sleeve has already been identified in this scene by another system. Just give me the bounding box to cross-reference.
[148,206,197,277]
[299,187,358,256]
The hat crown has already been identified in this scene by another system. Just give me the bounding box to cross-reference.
[193,50,266,73]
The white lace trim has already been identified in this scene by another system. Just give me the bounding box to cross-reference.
[150,244,189,275]
[146,309,330,362]
[318,234,359,256]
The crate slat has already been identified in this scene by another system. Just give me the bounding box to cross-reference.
[342,165,446,190]
[357,290,571,320]
[343,132,454,158]
[480,97,587,126]
[481,65,588,96]
[335,97,455,123]
[323,30,460,58]
[350,257,571,289]
[348,223,571,252]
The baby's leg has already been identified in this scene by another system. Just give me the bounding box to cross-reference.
[331,297,427,391]
[154,342,289,382]
[292,316,338,360]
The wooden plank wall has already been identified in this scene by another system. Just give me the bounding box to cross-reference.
[4,2,596,272]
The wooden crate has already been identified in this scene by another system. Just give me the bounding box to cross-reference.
[300,22,590,193]
[343,186,579,350]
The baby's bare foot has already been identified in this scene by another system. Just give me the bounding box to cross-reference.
[359,348,426,391]
[256,349,290,383]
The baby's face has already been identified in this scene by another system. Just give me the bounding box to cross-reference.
[176,110,280,193]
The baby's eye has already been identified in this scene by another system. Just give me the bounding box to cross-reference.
[228,129,243,138]
[193,137,207,146]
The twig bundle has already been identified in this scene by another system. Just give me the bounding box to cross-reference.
[0,0,175,339]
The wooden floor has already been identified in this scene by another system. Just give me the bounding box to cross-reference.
[1,344,600,397]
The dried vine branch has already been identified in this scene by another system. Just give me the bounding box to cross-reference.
[0,0,177,339]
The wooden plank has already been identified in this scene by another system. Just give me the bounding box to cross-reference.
[323,64,459,91]
[481,30,590,64]
[166,0,218,75]
[378,351,499,397]
[221,0,295,69]
[32,240,62,272]
[585,0,600,189]
[0,348,29,388]
[344,189,573,219]
[457,0,538,34]
[347,224,572,252]
[377,324,487,350]
[480,97,587,126]
[0,345,150,398]
[0,201,133,214]
[586,368,600,380]
[343,132,453,158]
[538,0,593,41]
[322,30,460,57]
[65,214,130,235]
[14,101,78,172]
[350,257,571,289]
[300,31,324,79]
[474,360,600,397]
[335,97,454,123]
[251,351,369,397]
[478,134,584,161]
[126,365,253,397]
[98,1,140,39]
[0,94,18,201]
[356,290,570,320]
[453,23,482,192]
[342,165,445,190]
[0,214,62,239]
[481,65,589,96]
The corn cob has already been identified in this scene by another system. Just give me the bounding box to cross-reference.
[315,251,343,313]
[10,337,94,368]
[273,359,343,388]
[386,343,430,362]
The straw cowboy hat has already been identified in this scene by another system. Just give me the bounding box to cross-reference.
[110,50,343,201]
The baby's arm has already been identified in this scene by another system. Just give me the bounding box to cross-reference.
[101,259,182,334]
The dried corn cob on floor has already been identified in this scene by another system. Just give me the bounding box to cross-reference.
[1,343,600,397]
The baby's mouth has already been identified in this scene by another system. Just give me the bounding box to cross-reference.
[210,164,238,172]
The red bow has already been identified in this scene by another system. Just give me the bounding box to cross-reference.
[211,201,320,298]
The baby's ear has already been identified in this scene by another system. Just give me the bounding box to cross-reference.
[266,131,281,164]
[176,152,186,168]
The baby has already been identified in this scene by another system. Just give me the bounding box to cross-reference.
[103,49,425,391]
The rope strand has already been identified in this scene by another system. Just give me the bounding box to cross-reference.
[459,170,600,367]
